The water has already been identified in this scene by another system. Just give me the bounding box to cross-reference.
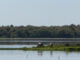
[0,50,80,60]
[0,45,37,48]
[0,45,79,60]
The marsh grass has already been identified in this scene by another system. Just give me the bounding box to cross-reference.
[0,45,80,51]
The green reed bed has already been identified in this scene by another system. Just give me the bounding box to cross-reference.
[0,45,80,51]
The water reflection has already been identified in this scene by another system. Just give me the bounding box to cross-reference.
[37,51,43,56]
[0,50,80,60]
[37,51,54,56]
[50,51,53,56]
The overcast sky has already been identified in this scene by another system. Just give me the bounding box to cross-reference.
[0,0,80,26]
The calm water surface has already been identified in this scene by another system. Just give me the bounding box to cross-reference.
[0,45,79,60]
[0,50,80,60]
[0,45,37,48]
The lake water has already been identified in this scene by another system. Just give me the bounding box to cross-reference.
[0,50,80,60]
[0,45,37,48]
[0,45,79,60]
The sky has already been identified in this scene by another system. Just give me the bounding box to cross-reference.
[0,0,80,26]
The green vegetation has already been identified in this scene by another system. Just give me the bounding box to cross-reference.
[22,45,80,51]
[0,24,80,38]
[0,45,80,51]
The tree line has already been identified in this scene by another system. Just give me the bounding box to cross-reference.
[0,24,80,38]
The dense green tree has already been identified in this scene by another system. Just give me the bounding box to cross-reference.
[0,24,79,38]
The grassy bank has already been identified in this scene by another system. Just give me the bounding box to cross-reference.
[0,45,80,51]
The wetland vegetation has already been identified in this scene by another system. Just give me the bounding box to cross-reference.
[0,45,80,51]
